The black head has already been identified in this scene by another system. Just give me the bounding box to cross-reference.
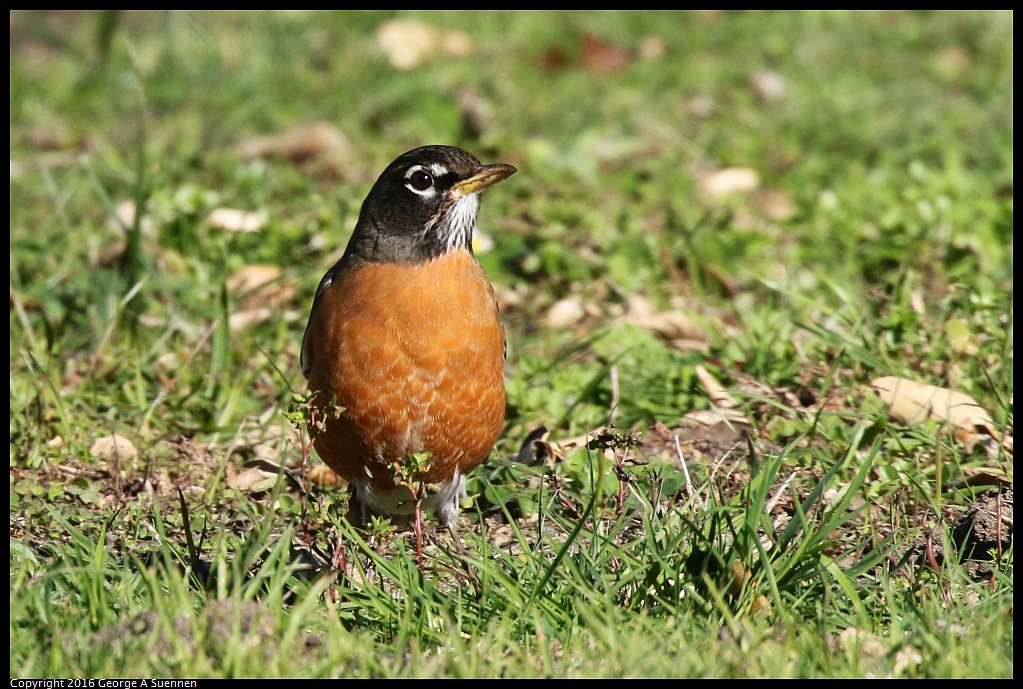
[342,145,516,265]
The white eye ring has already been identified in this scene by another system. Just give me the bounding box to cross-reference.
[405,166,436,196]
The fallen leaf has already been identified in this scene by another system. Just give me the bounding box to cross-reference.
[156,352,178,371]
[10,150,85,179]
[637,35,666,61]
[546,297,587,329]
[493,284,523,312]
[229,309,269,332]
[893,648,923,675]
[377,20,437,69]
[226,264,282,295]
[229,422,303,469]
[749,70,787,102]
[836,628,886,659]
[376,20,472,70]
[236,121,350,164]
[582,33,632,74]
[680,407,750,428]
[441,30,472,58]
[307,232,328,253]
[871,376,1011,455]
[935,46,972,79]
[107,200,157,239]
[873,376,991,429]
[695,365,739,409]
[229,308,302,332]
[623,294,707,342]
[698,167,760,199]
[226,264,296,312]
[687,96,715,118]
[208,208,264,234]
[458,88,494,140]
[758,189,797,221]
[945,468,1013,491]
[226,466,279,493]
[24,122,76,150]
[551,431,615,461]
[91,434,138,461]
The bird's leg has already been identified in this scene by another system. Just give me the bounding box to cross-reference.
[414,494,425,574]
[446,521,462,549]
[445,519,474,560]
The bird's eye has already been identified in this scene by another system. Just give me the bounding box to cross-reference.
[408,170,434,191]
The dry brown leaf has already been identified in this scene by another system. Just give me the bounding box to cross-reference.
[25,122,76,150]
[681,408,750,428]
[229,308,272,332]
[226,264,282,295]
[871,376,1011,455]
[552,432,616,461]
[672,339,711,354]
[226,264,296,312]
[945,467,1013,491]
[226,466,279,492]
[441,30,472,58]
[156,352,178,371]
[582,33,632,74]
[10,150,84,179]
[624,294,707,342]
[695,364,739,409]
[236,121,350,164]
[637,35,666,61]
[687,96,715,118]
[91,434,138,461]
[836,628,886,659]
[457,88,495,140]
[546,297,587,329]
[493,284,523,312]
[749,70,787,102]
[208,208,264,233]
[873,376,992,429]
[935,46,972,77]
[376,20,472,70]
[107,200,157,239]
[758,189,797,221]
[231,421,303,466]
[228,308,301,332]
[377,20,435,69]
[698,167,760,199]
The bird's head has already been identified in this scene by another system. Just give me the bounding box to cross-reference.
[347,145,516,264]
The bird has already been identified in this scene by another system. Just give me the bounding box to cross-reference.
[300,145,515,529]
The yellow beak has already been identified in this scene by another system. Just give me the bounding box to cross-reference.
[451,163,517,198]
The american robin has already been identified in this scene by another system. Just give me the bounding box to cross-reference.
[300,145,515,527]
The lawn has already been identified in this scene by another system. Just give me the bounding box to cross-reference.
[10,10,1013,678]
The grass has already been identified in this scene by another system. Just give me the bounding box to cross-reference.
[10,10,1013,678]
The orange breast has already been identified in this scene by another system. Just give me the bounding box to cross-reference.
[305,250,506,492]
